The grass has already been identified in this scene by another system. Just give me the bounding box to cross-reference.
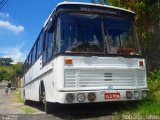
[22,106,38,114]
[11,88,24,103]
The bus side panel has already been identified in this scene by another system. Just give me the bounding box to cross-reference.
[44,56,65,103]
[23,56,43,101]
[24,80,40,101]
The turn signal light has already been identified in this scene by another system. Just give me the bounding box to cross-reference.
[139,61,144,66]
[65,58,72,64]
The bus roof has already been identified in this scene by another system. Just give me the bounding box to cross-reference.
[57,2,135,14]
[43,2,135,27]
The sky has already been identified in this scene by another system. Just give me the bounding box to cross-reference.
[0,0,88,62]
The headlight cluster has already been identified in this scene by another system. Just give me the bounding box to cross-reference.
[66,92,96,103]
[77,93,86,102]
[66,93,75,103]
[126,91,133,99]
[134,91,140,99]
[126,90,149,100]
[142,90,149,99]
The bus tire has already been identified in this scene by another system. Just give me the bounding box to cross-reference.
[44,92,52,114]
[45,101,52,114]
[39,81,45,103]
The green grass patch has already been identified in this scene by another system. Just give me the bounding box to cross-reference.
[11,88,24,103]
[22,106,38,114]
[122,98,160,114]
[118,69,160,115]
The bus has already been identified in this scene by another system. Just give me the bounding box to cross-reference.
[22,1,149,113]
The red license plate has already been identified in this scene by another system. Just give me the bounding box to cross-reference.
[104,93,120,99]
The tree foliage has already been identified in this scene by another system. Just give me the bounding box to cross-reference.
[0,60,23,82]
[0,58,13,66]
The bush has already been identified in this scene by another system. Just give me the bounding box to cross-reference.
[148,69,160,94]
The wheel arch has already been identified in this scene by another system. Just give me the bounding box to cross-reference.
[39,80,45,102]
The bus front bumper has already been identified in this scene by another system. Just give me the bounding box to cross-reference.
[56,89,149,104]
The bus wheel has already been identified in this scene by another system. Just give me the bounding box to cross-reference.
[43,91,52,114]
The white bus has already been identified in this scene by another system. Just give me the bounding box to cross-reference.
[22,2,149,113]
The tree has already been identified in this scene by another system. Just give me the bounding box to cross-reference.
[0,70,7,81]
[0,58,13,66]
[0,61,22,82]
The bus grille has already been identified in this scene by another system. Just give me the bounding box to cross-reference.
[64,69,145,88]
[137,70,146,87]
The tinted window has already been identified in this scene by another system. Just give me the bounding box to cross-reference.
[37,34,43,57]
[28,53,32,66]
[32,44,37,64]
[47,29,53,60]
[103,16,140,55]
[55,13,140,56]
[26,58,29,70]
[42,21,54,64]
[42,33,47,63]
[55,13,103,54]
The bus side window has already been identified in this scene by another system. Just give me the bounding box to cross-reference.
[28,53,32,67]
[54,17,61,55]
[47,23,54,61]
[32,44,37,64]
[42,33,48,64]
[37,33,43,57]
[42,18,55,64]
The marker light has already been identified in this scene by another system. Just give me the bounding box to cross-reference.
[65,58,72,64]
[126,91,133,99]
[77,93,86,102]
[139,61,144,66]
[66,93,75,103]
[88,92,96,102]
[134,91,140,99]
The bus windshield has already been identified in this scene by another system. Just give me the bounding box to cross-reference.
[55,13,140,55]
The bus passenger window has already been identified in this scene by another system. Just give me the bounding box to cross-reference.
[32,44,37,64]
[47,31,53,61]
[37,33,43,57]
[42,18,55,64]
[28,53,32,67]
[42,33,47,64]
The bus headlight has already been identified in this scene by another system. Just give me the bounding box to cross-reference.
[134,91,140,99]
[142,91,149,99]
[88,92,96,102]
[126,91,133,99]
[66,93,75,103]
[77,93,86,102]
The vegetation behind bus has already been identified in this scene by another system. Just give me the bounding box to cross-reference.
[0,58,23,86]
